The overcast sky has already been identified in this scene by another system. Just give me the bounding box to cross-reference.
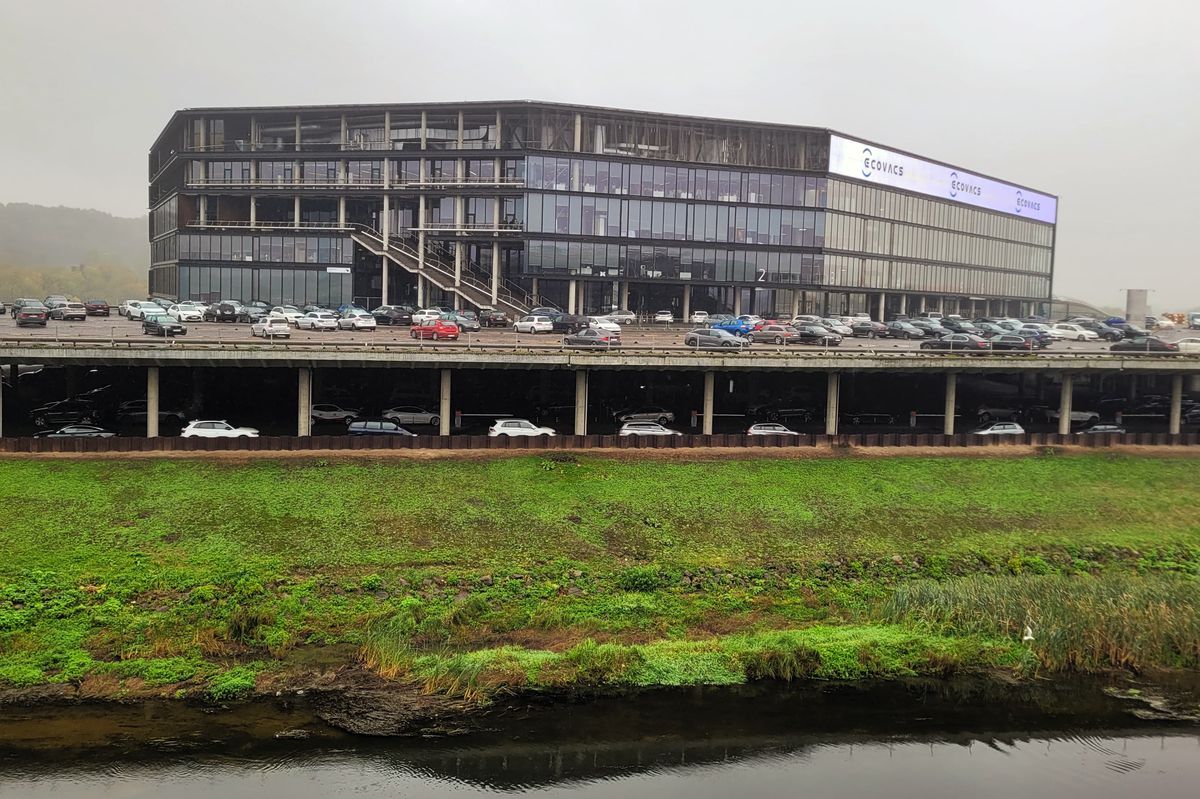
[1,0,1195,309]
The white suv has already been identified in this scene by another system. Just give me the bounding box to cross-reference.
[488,418,556,437]
[619,421,683,436]
[181,420,259,438]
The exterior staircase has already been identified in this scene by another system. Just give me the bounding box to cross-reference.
[350,227,535,317]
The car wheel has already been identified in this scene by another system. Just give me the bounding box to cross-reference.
[1077,334,1086,341]
[343,416,354,424]
[722,340,735,347]
[410,330,418,338]
[773,335,783,344]
[432,332,440,341]
[429,416,440,427]
[33,416,46,427]
[850,416,860,425]
[657,416,669,424]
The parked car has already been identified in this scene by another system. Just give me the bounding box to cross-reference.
[412,308,443,324]
[372,305,415,325]
[338,311,377,331]
[564,328,621,348]
[747,423,799,436]
[1110,322,1151,339]
[479,309,510,327]
[974,322,1010,338]
[1077,424,1127,435]
[515,315,554,334]
[919,333,991,352]
[44,295,68,308]
[585,316,623,334]
[126,302,166,320]
[270,305,305,324]
[850,320,888,338]
[841,410,896,426]
[83,299,111,317]
[488,418,556,437]
[1175,337,1200,354]
[689,310,710,325]
[204,301,242,322]
[619,421,683,437]
[549,313,587,334]
[886,321,925,339]
[1110,337,1180,353]
[908,319,947,338]
[382,406,440,427]
[29,400,97,427]
[988,334,1035,351]
[11,298,42,318]
[236,302,271,323]
[296,311,338,330]
[1073,320,1124,341]
[1043,408,1101,425]
[748,404,814,423]
[311,403,360,423]
[708,317,755,336]
[749,324,802,344]
[795,325,843,346]
[976,403,1025,422]
[115,400,186,425]
[1050,323,1099,341]
[348,419,417,436]
[605,309,637,325]
[33,424,115,438]
[443,311,481,333]
[683,328,751,349]
[166,304,204,323]
[336,303,369,318]
[818,318,855,336]
[15,303,49,326]
[939,318,980,334]
[116,299,140,317]
[1020,323,1066,340]
[403,318,455,340]
[142,314,187,337]
[180,420,259,438]
[251,317,292,338]
[653,310,674,324]
[969,421,1026,436]
[615,406,675,424]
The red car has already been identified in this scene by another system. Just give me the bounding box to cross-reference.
[16,305,49,327]
[409,319,460,341]
[84,299,111,316]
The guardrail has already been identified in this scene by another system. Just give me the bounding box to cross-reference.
[1,334,1196,361]
[1,431,1195,455]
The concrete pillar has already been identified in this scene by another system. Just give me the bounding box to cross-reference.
[702,371,715,435]
[878,292,886,320]
[439,369,451,436]
[943,373,957,435]
[491,242,500,304]
[337,196,345,227]
[1057,374,1074,435]
[1169,374,1183,435]
[620,281,630,311]
[417,194,426,271]
[249,196,256,227]
[381,256,389,306]
[682,285,691,322]
[420,110,427,149]
[293,196,301,227]
[733,290,742,316]
[531,277,540,304]
[918,295,926,313]
[574,370,588,435]
[825,372,840,435]
[146,367,160,438]
[381,195,390,240]
[454,243,463,286]
[416,274,425,306]
[568,280,577,315]
[574,112,583,152]
[899,294,907,316]
[297,368,312,437]
[294,114,301,151]
[790,292,800,318]
[938,296,945,314]
[198,195,206,224]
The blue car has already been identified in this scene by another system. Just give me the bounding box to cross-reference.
[708,318,754,336]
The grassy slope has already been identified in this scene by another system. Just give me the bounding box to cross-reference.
[1,454,1197,695]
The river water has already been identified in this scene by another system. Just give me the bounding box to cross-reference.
[2,679,1198,798]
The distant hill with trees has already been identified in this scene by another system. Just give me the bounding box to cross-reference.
[0,203,147,301]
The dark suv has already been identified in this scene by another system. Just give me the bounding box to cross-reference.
[30,400,97,428]
[480,309,510,327]
[549,313,587,333]
[83,299,110,316]
[372,305,414,325]
[205,301,241,322]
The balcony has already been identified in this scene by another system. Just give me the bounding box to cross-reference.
[413,221,524,236]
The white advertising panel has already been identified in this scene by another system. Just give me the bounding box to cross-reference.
[828,135,1057,224]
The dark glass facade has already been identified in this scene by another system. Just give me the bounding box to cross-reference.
[148,101,1056,316]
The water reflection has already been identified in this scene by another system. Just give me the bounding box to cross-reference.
[2,679,1197,797]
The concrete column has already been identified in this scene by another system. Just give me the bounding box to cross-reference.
[620,281,630,311]
[899,294,907,316]
[420,110,427,149]
[1057,374,1074,435]
[702,371,715,435]
[491,241,500,304]
[297,368,312,437]
[878,292,886,320]
[416,274,425,306]
[294,114,301,151]
[568,280,577,315]
[381,256,389,306]
[198,195,206,224]
[417,194,426,271]
[249,196,256,227]
[439,369,451,436]
[293,196,301,227]
[146,367,160,438]
[918,295,926,313]
[454,244,463,286]
[457,111,464,148]
[938,296,946,314]
[574,112,583,152]
[733,290,742,316]
[943,373,957,435]
[1169,374,1183,435]
[825,372,840,436]
[532,277,540,304]
[337,196,345,227]
[574,370,588,435]
[381,195,390,240]
[790,292,800,318]
[682,285,691,322]
[384,110,391,150]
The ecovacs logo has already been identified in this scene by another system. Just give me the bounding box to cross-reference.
[949,171,982,199]
[861,147,904,178]
[1015,190,1041,214]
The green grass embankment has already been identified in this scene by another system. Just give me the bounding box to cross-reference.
[0,454,1197,699]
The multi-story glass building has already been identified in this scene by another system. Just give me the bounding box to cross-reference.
[147,101,1057,319]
